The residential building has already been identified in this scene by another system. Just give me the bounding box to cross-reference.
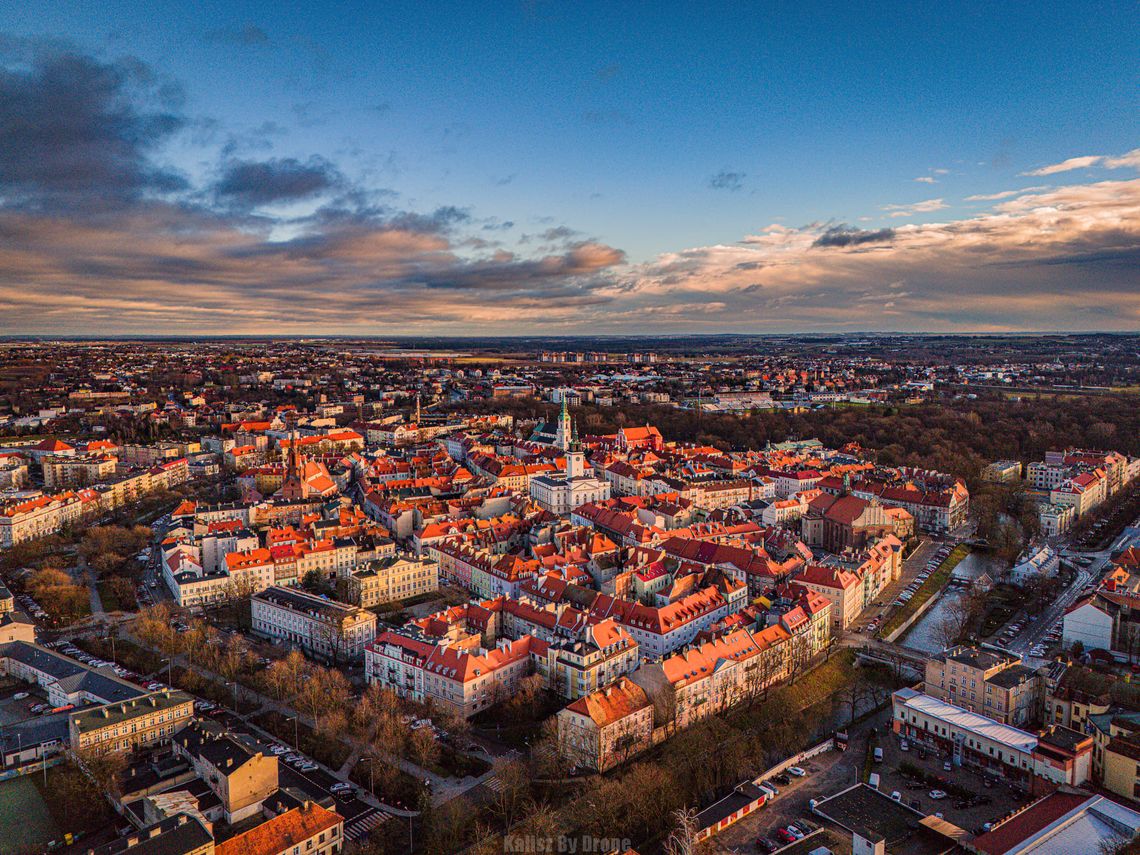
[923,646,1043,727]
[69,690,195,755]
[214,801,344,855]
[173,724,279,823]
[365,632,545,718]
[250,586,377,662]
[556,677,654,772]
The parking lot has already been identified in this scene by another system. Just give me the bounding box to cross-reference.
[871,730,1029,834]
[703,712,890,853]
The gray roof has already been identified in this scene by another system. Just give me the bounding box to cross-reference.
[88,813,214,855]
[0,641,145,704]
[0,710,70,754]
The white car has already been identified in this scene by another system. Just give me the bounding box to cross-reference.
[787,766,806,777]
[269,745,288,755]
[929,790,948,800]
[13,692,29,700]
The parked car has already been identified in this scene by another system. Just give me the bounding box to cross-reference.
[298,762,318,772]
[929,790,948,800]
[891,791,902,801]
[13,692,29,700]
[755,838,778,854]
[774,828,795,844]
[787,766,806,777]
[785,825,805,840]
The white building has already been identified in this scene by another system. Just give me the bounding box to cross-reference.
[251,586,377,662]
[529,411,610,516]
[1006,545,1061,587]
[1062,598,1113,653]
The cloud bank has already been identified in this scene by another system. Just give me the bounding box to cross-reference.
[0,45,1137,335]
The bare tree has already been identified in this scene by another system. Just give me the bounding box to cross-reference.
[663,807,700,855]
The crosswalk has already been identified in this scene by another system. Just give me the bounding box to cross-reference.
[482,775,504,793]
[345,808,388,841]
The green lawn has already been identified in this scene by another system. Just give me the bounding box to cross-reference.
[0,773,61,853]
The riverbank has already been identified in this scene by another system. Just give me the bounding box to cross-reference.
[881,544,970,640]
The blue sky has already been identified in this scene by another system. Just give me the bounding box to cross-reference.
[0,2,1136,334]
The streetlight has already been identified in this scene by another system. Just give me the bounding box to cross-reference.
[359,755,375,795]
[225,681,237,713]
[285,715,299,750]
[160,657,172,686]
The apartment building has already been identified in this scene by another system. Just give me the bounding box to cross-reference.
[924,647,1041,727]
[631,623,793,729]
[556,677,654,772]
[251,586,377,662]
[174,724,279,823]
[539,619,640,700]
[214,802,344,855]
[69,690,195,755]
[365,631,545,718]
[340,555,438,608]
[42,453,117,490]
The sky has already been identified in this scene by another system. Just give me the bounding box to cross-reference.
[0,1,1136,336]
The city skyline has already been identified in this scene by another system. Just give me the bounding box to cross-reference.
[0,2,1137,335]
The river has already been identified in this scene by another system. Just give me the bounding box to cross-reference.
[901,551,1009,655]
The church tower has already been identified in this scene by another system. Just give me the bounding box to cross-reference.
[555,394,572,452]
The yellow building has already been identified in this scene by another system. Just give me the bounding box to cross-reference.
[69,690,195,754]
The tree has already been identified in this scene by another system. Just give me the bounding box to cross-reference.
[409,726,440,771]
[662,807,700,855]
[489,757,531,832]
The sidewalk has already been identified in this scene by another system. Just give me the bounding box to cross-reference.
[122,628,486,808]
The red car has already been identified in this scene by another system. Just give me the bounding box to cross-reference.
[774,828,796,844]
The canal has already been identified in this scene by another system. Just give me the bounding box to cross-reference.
[902,550,1009,655]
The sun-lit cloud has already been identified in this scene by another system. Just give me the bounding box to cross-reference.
[1022,148,1140,176]
[0,43,1136,336]
[881,198,948,218]
[964,186,1047,201]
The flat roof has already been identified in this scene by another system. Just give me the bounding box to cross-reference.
[895,687,1038,754]
[813,783,926,846]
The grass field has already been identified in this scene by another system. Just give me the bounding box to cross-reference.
[0,774,61,853]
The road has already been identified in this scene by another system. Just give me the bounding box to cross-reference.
[848,536,946,634]
[995,546,1114,658]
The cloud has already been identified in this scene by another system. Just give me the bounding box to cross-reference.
[213,156,343,208]
[964,186,1047,201]
[0,49,187,211]
[882,198,948,218]
[607,180,1140,333]
[914,176,938,184]
[708,170,746,192]
[811,225,896,248]
[1022,148,1140,176]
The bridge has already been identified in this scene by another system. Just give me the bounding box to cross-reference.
[848,639,928,673]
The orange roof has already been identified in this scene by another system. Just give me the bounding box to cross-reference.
[565,677,650,726]
[215,803,342,855]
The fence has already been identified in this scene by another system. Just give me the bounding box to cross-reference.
[752,736,836,785]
